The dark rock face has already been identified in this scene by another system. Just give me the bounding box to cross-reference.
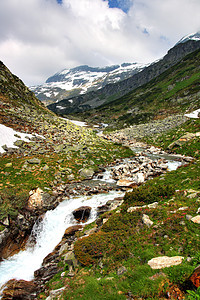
[72,206,91,222]
[48,40,200,115]
[1,279,36,300]
[189,264,200,288]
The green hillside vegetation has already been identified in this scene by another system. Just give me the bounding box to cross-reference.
[0,62,133,225]
[42,117,200,300]
[69,49,200,131]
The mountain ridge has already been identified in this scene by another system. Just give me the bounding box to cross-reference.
[47,38,200,116]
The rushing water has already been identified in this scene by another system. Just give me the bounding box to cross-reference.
[0,190,124,291]
[0,146,185,294]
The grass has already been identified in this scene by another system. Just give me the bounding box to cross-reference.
[41,117,200,299]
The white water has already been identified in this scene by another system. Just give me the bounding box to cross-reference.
[0,191,124,291]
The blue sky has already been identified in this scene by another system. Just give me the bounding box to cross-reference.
[57,0,132,13]
[0,0,199,85]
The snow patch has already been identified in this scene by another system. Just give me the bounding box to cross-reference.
[0,124,44,153]
[185,108,200,118]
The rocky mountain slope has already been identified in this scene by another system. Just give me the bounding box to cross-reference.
[75,47,200,131]
[30,63,147,106]
[0,61,132,260]
[47,33,200,116]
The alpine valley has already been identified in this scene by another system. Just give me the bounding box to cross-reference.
[0,32,200,300]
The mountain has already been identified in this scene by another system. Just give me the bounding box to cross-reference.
[47,34,200,116]
[30,62,147,105]
[76,47,200,130]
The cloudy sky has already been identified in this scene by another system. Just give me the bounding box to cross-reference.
[0,0,199,86]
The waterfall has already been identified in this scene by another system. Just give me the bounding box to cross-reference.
[0,191,124,290]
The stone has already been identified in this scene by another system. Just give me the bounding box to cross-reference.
[5,162,12,168]
[64,251,78,268]
[191,215,200,224]
[79,168,95,179]
[27,158,41,164]
[148,256,184,269]
[63,225,83,237]
[72,206,92,222]
[116,179,135,187]
[43,164,49,171]
[117,266,127,276]
[1,279,36,299]
[189,264,200,287]
[27,188,43,209]
[142,214,153,227]
[45,287,65,300]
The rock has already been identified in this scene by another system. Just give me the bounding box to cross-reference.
[135,172,145,184]
[27,158,41,164]
[116,179,135,187]
[45,287,65,300]
[191,215,200,224]
[79,168,95,179]
[5,162,12,168]
[148,256,184,269]
[63,225,83,237]
[43,164,49,171]
[117,266,127,276]
[1,279,36,299]
[67,174,75,181]
[72,206,92,222]
[142,214,153,227]
[189,264,200,287]
[28,188,43,209]
[64,251,78,268]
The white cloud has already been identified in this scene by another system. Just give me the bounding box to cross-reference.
[0,0,199,86]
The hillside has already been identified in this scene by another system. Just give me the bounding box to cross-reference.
[69,47,200,131]
[47,38,200,116]
[0,61,132,258]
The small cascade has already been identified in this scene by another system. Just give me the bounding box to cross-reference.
[0,191,124,292]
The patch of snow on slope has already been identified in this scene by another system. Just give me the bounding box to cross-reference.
[185,108,200,118]
[0,124,44,153]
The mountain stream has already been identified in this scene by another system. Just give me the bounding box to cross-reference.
[0,147,186,294]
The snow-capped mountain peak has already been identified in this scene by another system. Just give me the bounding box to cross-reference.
[30,62,147,105]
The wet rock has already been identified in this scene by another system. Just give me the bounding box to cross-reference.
[189,264,200,287]
[148,256,184,269]
[63,225,83,237]
[72,206,91,222]
[1,279,36,300]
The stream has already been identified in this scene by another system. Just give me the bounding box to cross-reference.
[0,146,188,295]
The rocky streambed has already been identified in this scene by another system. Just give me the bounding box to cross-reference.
[0,141,193,299]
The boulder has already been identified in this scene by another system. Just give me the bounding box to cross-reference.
[148,256,184,269]
[72,206,92,222]
[116,179,135,187]
[1,279,36,299]
[79,168,94,179]
[63,225,83,237]
[27,158,41,164]
[142,214,153,227]
[189,264,200,287]
[191,215,200,224]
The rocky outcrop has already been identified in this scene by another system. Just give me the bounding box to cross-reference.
[1,279,36,300]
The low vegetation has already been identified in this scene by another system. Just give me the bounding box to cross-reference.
[41,117,200,299]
